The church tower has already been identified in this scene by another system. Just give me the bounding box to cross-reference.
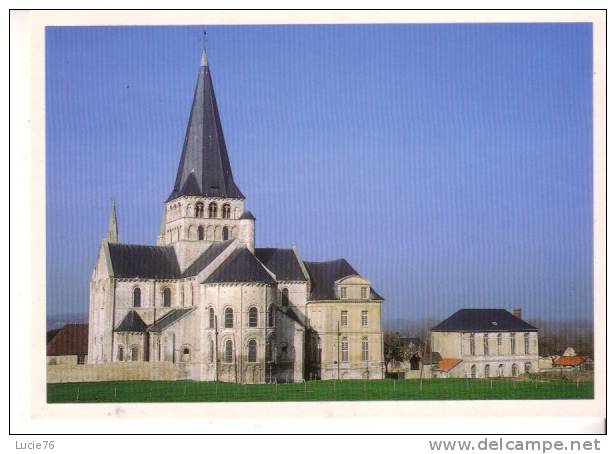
[158,49,255,254]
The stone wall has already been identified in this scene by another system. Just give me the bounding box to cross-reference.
[47,362,177,383]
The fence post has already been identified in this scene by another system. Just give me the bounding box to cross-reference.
[76,386,80,402]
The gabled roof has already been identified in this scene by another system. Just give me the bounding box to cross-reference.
[302,259,383,301]
[47,324,89,356]
[255,248,307,281]
[108,241,234,279]
[182,240,233,276]
[553,355,586,367]
[167,50,244,202]
[148,308,196,333]
[108,243,181,279]
[115,311,148,332]
[431,309,538,332]
[204,247,276,284]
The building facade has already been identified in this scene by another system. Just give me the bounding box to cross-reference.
[87,50,385,383]
[431,309,539,378]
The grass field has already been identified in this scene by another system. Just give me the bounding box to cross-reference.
[47,378,593,403]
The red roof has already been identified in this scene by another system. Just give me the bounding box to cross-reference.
[553,355,585,367]
[47,324,88,356]
[433,358,463,372]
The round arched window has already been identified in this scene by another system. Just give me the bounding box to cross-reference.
[163,288,171,307]
[248,339,257,363]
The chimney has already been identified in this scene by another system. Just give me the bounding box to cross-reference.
[512,308,522,319]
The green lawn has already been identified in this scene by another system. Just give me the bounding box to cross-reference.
[47,378,593,403]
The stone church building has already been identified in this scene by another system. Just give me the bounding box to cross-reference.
[88,50,385,383]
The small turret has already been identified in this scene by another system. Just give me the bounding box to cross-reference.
[239,210,255,253]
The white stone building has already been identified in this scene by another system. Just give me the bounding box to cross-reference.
[87,50,385,383]
[430,308,539,378]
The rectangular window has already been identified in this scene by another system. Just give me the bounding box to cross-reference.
[497,334,502,355]
[361,287,368,299]
[470,333,475,356]
[77,355,85,365]
[341,337,349,362]
[340,287,347,299]
[362,337,369,361]
[524,333,530,355]
[510,333,516,355]
[483,334,489,356]
[361,310,368,327]
[341,310,348,327]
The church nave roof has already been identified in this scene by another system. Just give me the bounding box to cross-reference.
[108,240,234,280]
[108,244,181,279]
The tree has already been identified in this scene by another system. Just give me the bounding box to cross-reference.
[383,332,411,375]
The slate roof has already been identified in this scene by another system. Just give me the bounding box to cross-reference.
[167,50,244,202]
[182,240,233,276]
[115,311,148,332]
[204,247,276,284]
[239,211,255,220]
[255,248,307,281]
[108,243,181,279]
[47,324,89,356]
[302,259,383,301]
[148,308,196,333]
[431,309,538,332]
[108,241,233,279]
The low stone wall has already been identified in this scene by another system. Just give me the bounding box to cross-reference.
[47,362,177,383]
[405,366,432,379]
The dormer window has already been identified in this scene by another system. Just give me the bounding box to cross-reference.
[361,287,368,299]
[340,287,347,299]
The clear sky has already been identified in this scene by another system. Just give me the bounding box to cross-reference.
[46,23,593,324]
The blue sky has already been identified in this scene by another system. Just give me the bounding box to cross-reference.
[46,24,593,324]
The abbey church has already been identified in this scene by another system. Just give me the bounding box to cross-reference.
[88,50,385,383]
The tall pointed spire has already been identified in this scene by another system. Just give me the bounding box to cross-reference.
[167,47,244,202]
[106,200,119,243]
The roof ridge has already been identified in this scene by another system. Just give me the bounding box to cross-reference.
[109,242,175,249]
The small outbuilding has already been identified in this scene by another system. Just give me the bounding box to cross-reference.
[47,324,89,366]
